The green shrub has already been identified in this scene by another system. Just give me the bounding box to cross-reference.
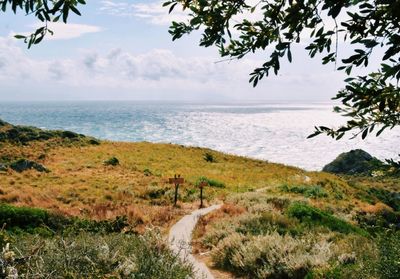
[0,204,128,234]
[104,157,119,166]
[142,186,167,199]
[287,202,367,236]
[196,176,225,188]
[0,204,50,230]
[203,152,216,163]
[202,221,237,248]
[367,188,400,212]
[280,184,328,198]
[357,210,400,230]
[143,168,152,176]
[182,188,198,202]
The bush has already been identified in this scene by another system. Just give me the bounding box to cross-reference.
[104,157,119,166]
[142,186,167,199]
[367,188,400,212]
[143,168,152,176]
[357,210,400,230]
[280,184,328,199]
[3,230,193,279]
[0,204,50,230]
[237,212,301,236]
[212,231,333,279]
[287,202,367,236]
[0,204,128,234]
[196,176,225,188]
[203,152,216,163]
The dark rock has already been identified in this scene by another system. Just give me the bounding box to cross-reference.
[61,130,79,139]
[104,157,119,166]
[323,149,383,175]
[89,139,100,145]
[10,159,49,173]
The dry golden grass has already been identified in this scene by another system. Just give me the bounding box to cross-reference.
[0,139,396,230]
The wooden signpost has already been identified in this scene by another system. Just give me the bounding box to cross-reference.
[198,181,208,208]
[169,174,184,207]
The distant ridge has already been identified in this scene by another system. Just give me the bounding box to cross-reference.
[0,118,99,145]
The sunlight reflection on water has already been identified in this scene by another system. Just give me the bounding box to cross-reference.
[0,101,398,170]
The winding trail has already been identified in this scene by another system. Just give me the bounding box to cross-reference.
[168,204,222,279]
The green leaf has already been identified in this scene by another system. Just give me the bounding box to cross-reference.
[287,49,292,62]
[69,5,81,16]
[361,128,368,139]
[62,3,69,23]
[169,3,177,14]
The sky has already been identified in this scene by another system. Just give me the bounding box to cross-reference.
[0,0,352,102]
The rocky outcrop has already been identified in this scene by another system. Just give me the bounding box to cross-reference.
[9,159,49,173]
[323,149,383,175]
[0,118,100,145]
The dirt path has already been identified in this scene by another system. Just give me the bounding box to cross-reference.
[168,204,222,279]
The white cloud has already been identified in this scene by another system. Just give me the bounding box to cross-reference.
[0,36,345,100]
[12,22,102,41]
[99,0,132,16]
[100,0,188,25]
[131,1,188,25]
[0,36,246,87]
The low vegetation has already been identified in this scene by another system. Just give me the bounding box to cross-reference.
[287,202,367,236]
[196,176,226,188]
[280,184,328,199]
[0,203,193,278]
[0,230,192,279]
[193,192,399,278]
[0,119,399,278]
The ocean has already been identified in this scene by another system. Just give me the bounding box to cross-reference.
[0,101,398,170]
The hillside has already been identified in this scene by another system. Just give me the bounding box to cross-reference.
[0,120,399,278]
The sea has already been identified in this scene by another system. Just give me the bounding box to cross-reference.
[0,101,399,171]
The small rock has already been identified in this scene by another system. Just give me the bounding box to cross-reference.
[0,163,8,172]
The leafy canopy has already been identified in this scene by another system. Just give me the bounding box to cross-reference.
[1,0,86,48]
[164,0,400,139]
